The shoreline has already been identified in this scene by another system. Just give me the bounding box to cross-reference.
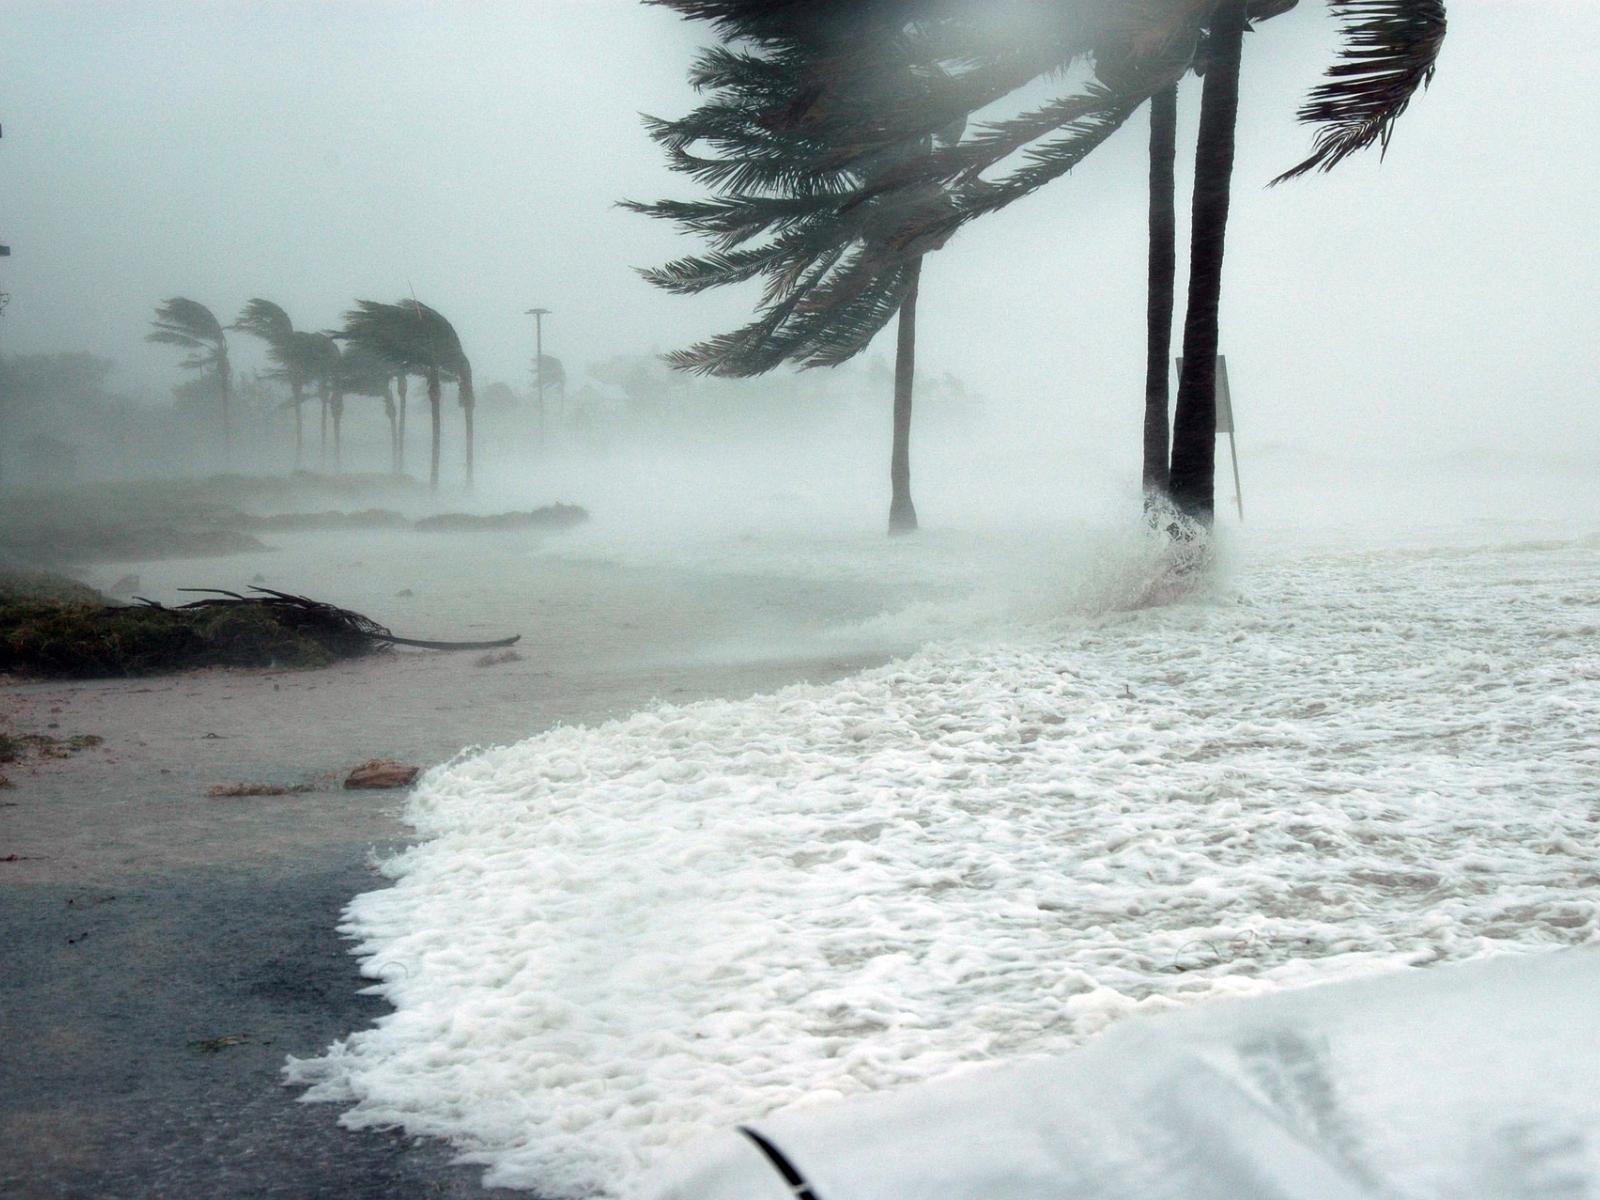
[2,543,909,1199]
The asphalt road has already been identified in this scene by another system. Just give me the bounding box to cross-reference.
[2,849,513,1200]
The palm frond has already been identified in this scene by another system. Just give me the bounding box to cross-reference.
[230,298,294,344]
[148,297,228,373]
[1273,0,1447,183]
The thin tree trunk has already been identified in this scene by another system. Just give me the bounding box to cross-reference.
[292,380,303,470]
[331,391,344,472]
[396,374,409,476]
[1143,84,1178,507]
[459,368,475,491]
[888,259,922,536]
[463,404,475,491]
[319,387,329,471]
[1169,0,1247,529]
[383,387,398,473]
[219,360,233,471]
[427,370,442,492]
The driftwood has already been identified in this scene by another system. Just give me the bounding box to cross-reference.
[157,587,522,652]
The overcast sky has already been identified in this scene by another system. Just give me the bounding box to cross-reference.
[2,0,1597,462]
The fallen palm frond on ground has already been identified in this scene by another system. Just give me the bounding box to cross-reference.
[1,585,518,678]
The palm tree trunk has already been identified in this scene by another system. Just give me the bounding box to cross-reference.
[319,388,329,471]
[396,374,409,476]
[1169,0,1247,529]
[1143,84,1178,508]
[888,258,922,536]
[292,381,304,470]
[459,368,476,491]
[427,370,442,492]
[383,387,398,473]
[219,360,233,470]
[331,391,344,472]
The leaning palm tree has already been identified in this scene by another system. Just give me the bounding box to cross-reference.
[629,18,965,535]
[339,300,470,490]
[337,340,403,472]
[231,299,315,469]
[651,0,1447,530]
[286,331,341,471]
[148,297,231,464]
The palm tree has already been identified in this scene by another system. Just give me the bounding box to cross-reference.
[231,299,317,469]
[338,341,403,472]
[286,332,340,471]
[629,16,964,535]
[1144,84,1179,506]
[339,300,471,491]
[148,297,231,464]
[394,368,409,476]
[653,0,1447,531]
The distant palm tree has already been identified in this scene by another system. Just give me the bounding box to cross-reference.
[148,298,231,464]
[340,300,472,490]
[231,298,317,469]
[298,333,343,471]
[336,340,401,472]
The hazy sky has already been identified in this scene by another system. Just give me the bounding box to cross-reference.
[2,0,1597,462]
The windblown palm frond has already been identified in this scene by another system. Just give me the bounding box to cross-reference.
[230,299,294,346]
[335,340,398,398]
[339,299,467,383]
[147,298,228,371]
[1273,0,1447,183]
[300,331,341,384]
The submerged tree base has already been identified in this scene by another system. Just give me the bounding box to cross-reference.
[888,500,919,537]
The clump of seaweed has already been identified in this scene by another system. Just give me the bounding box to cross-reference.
[0,586,518,679]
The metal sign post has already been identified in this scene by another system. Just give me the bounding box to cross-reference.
[1177,353,1244,521]
[525,307,550,447]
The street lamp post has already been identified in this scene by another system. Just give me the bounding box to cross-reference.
[525,307,550,447]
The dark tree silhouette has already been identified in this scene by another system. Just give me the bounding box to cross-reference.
[630,10,965,535]
[1144,86,1178,505]
[338,341,403,472]
[339,300,472,490]
[647,0,1448,533]
[148,298,231,464]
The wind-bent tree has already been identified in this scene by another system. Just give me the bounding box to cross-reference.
[340,300,472,490]
[338,341,403,472]
[630,10,965,535]
[292,332,341,472]
[651,0,1447,531]
[148,297,232,464]
[231,299,322,469]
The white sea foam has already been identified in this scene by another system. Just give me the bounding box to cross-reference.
[288,531,1600,1197]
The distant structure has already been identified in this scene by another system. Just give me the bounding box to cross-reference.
[525,307,551,444]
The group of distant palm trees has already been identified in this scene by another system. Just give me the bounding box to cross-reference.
[147,295,476,490]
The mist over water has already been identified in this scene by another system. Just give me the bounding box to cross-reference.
[4,4,1599,1199]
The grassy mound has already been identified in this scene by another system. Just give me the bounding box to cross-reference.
[0,595,385,678]
[231,509,412,532]
[413,504,588,532]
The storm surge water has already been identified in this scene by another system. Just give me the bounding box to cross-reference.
[286,519,1600,1198]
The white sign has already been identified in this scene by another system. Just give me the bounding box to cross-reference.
[1175,354,1233,433]
[1175,353,1243,520]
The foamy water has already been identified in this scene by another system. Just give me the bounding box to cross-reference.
[286,524,1600,1197]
